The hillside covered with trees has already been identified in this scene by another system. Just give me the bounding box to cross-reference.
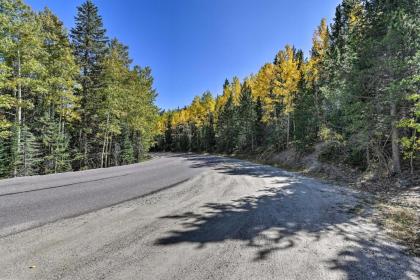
[0,0,159,178]
[154,0,419,179]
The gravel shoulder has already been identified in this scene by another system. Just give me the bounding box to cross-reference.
[0,154,418,280]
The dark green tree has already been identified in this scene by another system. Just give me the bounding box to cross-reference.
[38,114,71,174]
[255,97,265,147]
[237,82,256,152]
[217,95,238,153]
[13,125,41,177]
[121,127,134,165]
[71,0,108,169]
[0,138,11,178]
[164,113,173,151]
[203,113,216,152]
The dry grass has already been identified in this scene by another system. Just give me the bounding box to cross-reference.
[377,204,419,256]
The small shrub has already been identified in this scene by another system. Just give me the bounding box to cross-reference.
[344,147,368,171]
[318,141,344,163]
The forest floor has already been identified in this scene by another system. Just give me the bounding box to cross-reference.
[225,145,420,256]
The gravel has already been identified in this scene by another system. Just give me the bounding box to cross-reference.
[0,154,418,280]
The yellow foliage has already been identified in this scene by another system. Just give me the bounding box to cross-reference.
[215,76,241,116]
[250,63,276,122]
[349,2,363,28]
[252,63,275,100]
[273,45,301,113]
[305,18,329,87]
[215,81,231,113]
[156,113,169,133]
[161,91,216,130]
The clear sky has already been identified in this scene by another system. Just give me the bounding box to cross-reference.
[26,0,340,110]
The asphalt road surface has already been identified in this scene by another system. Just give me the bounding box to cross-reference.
[0,154,418,279]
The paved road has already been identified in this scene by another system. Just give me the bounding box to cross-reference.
[0,154,418,280]
[0,154,206,237]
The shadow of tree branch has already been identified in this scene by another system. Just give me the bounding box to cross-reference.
[156,154,419,279]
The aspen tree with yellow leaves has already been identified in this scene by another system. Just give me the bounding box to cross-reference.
[251,63,275,122]
[305,18,329,125]
[273,45,302,147]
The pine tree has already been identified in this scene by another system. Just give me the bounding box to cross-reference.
[342,0,418,174]
[215,79,231,114]
[238,82,256,152]
[190,123,201,152]
[322,0,362,144]
[399,92,420,174]
[13,125,41,177]
[255,97,265,147]
[217,95,238,153]
[38,114,71,174]
[0,137,11,177]
[71,0,108,169]
[203,112,216,152]
[121,127,134,165]
[164,113,173,151]
[293,81,319,151]
[231,76,241,105]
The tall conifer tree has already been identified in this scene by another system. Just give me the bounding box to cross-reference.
[71,0,108,169]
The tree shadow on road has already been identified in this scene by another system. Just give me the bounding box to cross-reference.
[176,153,292,178]
[157,154,419,279]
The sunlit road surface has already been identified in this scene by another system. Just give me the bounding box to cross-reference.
[0,154,418,279]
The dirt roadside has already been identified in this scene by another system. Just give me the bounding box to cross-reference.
[0,154,418,279]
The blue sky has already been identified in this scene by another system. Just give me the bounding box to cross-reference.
[26,0,340,110]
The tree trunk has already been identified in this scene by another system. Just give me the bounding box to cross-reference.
[78,128,82,169]
[23,130,27,176]
[314,87,321,124]
[410,129,416,175]
[100,113,110,168]
[366,131,371,169]
[251,127,254,152]
[84,134,88,168]
[137,132,143,161]
[390,101,401,175]
[105,134,112,168]
[286,113,290,147]
[14,49,22,177]
[101,133,107,168]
